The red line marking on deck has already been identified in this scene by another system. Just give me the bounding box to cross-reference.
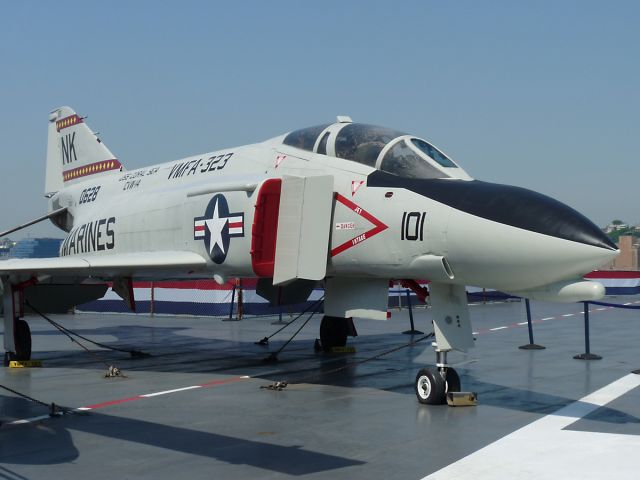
[200,376,247,388]
[83,395,144,410]
[81,376,248,411]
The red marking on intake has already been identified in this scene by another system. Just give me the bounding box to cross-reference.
[251,178,282,277]
[331,193,388,257]
[275,155,286,168]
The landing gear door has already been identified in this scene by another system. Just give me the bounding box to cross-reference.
[324,277,389,320]
[430,283,475,352]
[273,175,333,286]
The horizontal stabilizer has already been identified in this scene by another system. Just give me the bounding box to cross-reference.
[0,207,67,238]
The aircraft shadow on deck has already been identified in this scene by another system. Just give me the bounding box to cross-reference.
[4,322,640,467]
[10,325,640,426]
[0,395,363,473]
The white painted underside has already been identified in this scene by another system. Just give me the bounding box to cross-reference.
[94,287,325,304]
[423,374,640,480]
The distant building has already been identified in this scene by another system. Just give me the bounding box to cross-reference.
[9,238,63,259]
[604,221,630,233]
[0,238,16,258]
[607,235,639,271]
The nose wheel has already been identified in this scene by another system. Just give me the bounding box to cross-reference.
[415,347,461,405]
[415,366,460,404]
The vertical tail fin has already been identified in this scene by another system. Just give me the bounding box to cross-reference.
[45,106,124,197]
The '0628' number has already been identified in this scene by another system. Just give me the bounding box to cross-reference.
[79,186,101,204]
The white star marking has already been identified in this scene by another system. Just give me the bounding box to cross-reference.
[205,200,228,256]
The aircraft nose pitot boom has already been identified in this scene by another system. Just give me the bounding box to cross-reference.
[368,171,618,297]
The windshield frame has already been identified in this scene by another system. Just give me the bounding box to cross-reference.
[409,138,459,169]
[279,121,471,179]
[376,136,452,179]
[333,123,407,167]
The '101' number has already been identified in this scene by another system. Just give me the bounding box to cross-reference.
[401,212,426,241]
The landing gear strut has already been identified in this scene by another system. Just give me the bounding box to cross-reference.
[14,318,32,361]
[415,345,460,405]
[413,283,475,405]
[3,279,33,366]
[3,318,31,366]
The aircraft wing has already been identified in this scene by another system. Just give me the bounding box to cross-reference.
[0,251,208,278]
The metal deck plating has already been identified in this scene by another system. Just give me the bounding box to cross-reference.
[2,297,640,479]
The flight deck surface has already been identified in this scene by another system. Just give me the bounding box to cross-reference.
[1,297,640,479]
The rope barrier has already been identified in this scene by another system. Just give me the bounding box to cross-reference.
[261,331,434,390]
[25,301,132,378]
[255,297,324,345]
[26,301,150,357]
[0,383,75,419]
[262,297,324,361]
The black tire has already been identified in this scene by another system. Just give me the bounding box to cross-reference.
[445,368,461,393]
[319,316,348,352]
[14,319,31,361]
[415,367,446,405]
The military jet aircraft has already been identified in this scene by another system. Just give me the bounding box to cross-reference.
[0,107,618,404]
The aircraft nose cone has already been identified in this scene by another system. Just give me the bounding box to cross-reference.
[368,171,616,251]
[438,181,616,251]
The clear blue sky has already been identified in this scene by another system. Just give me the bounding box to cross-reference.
[1,1,638,238]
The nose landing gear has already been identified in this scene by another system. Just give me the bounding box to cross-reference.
[415,347,460,405]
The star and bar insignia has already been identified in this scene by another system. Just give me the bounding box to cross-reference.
[194,194,244,264]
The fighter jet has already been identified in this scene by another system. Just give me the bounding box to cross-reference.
[0,107,618,404]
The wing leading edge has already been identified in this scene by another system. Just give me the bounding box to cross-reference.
[0,251,208,278]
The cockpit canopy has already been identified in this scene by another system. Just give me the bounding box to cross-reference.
[282,119,469,180]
